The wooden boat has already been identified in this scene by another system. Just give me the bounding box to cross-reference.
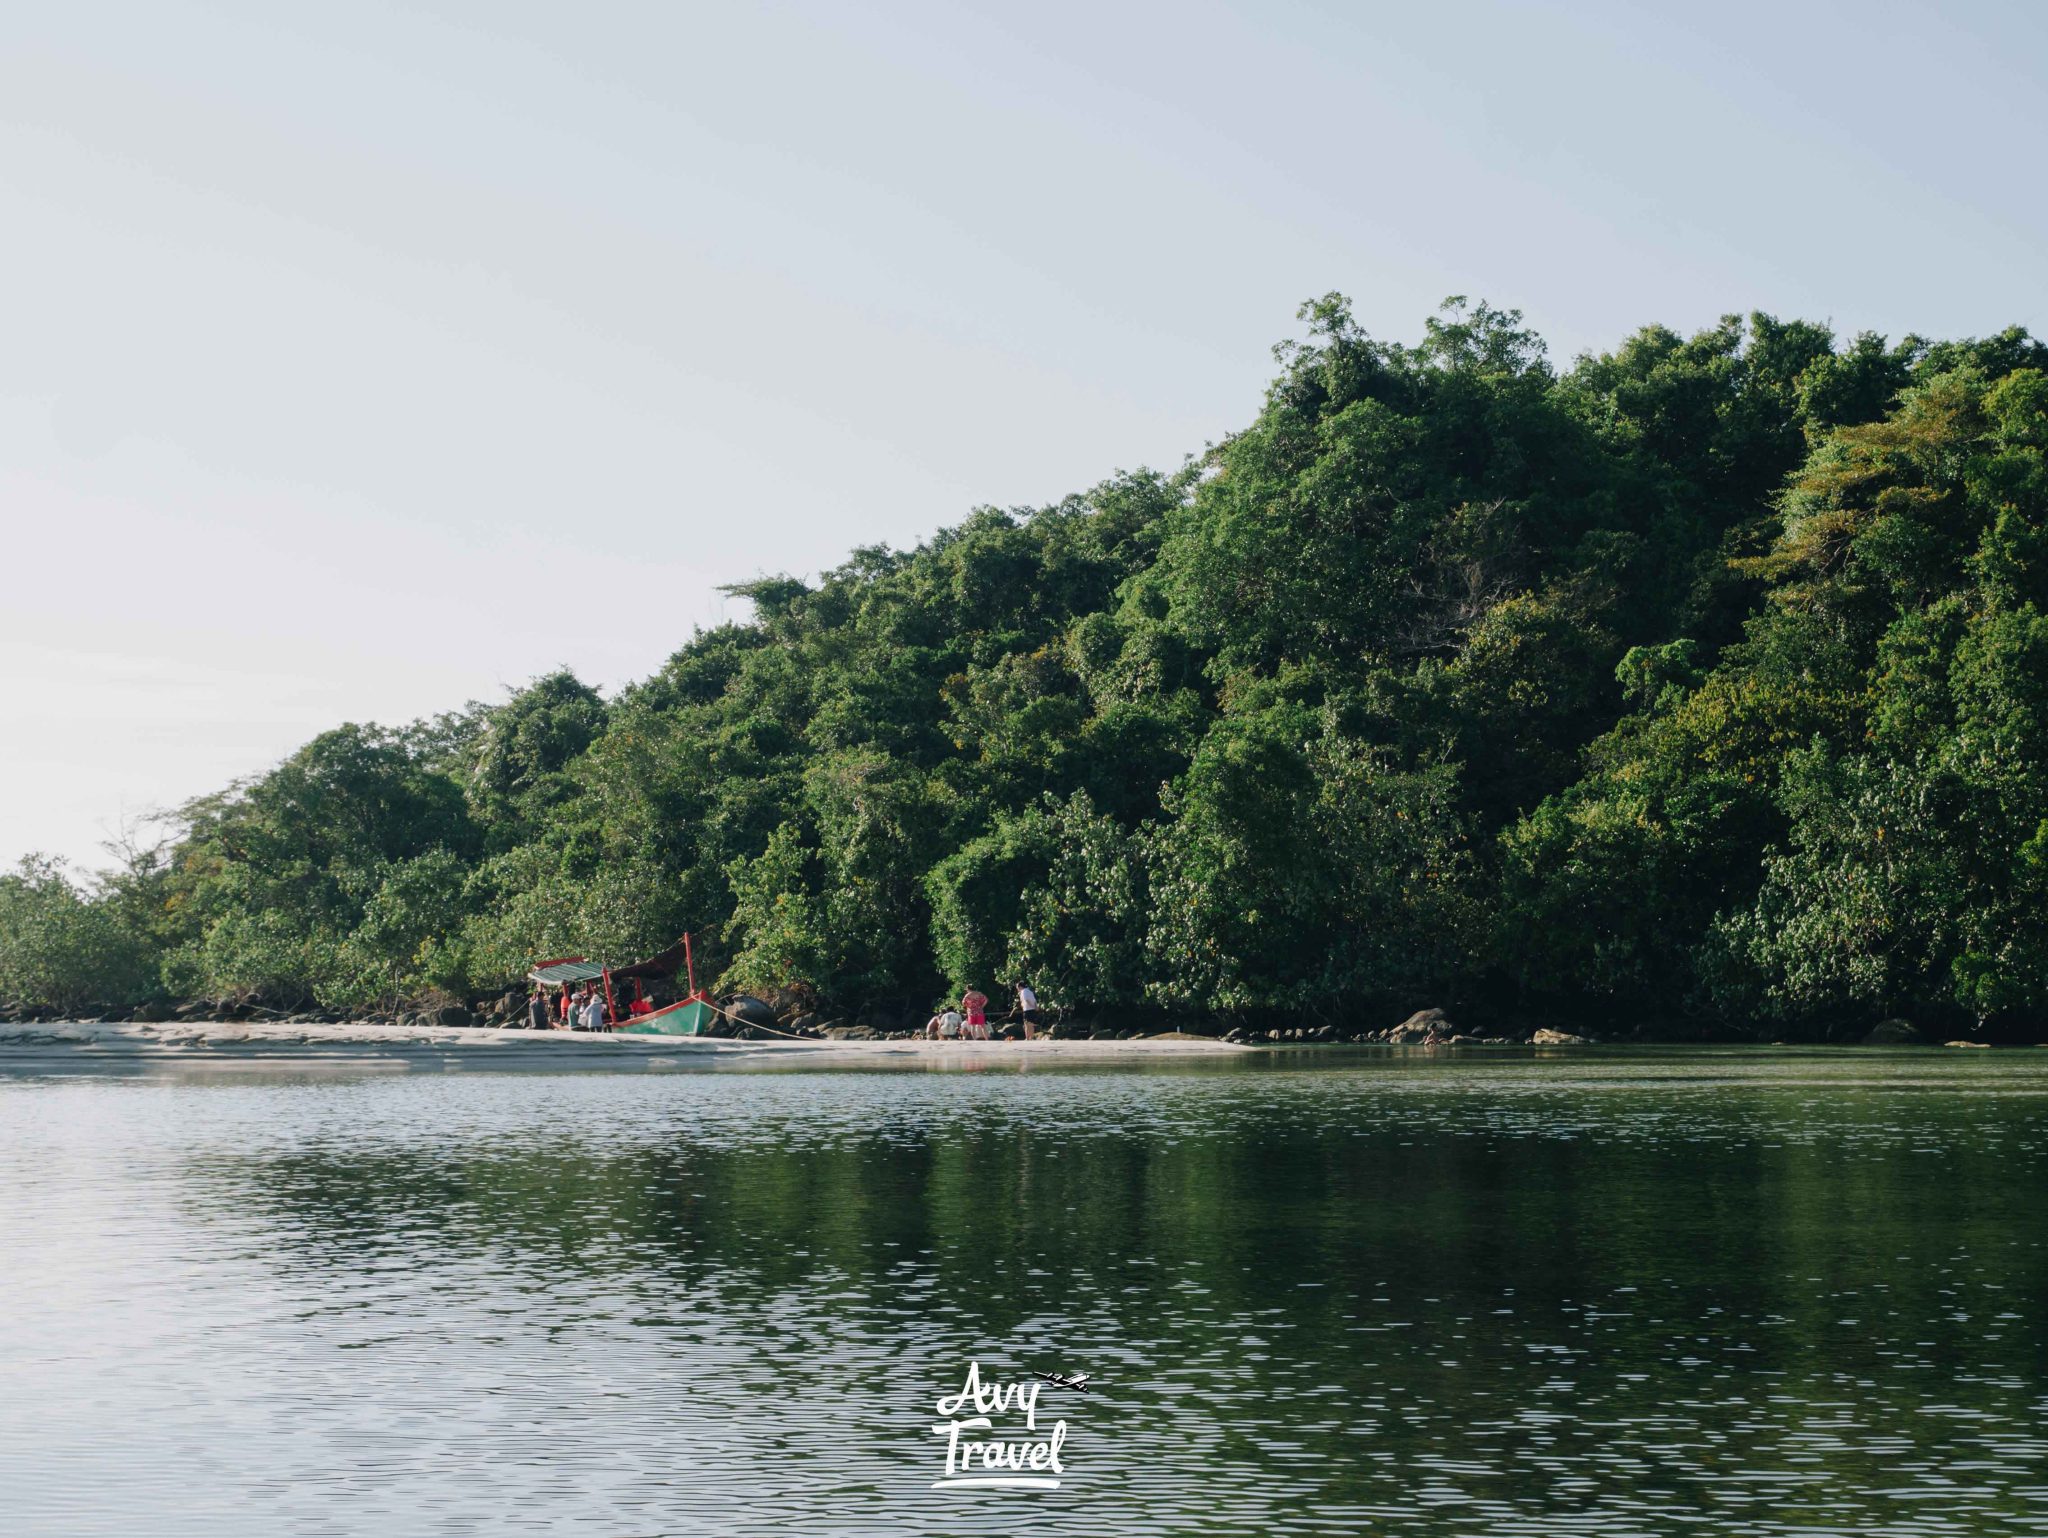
[528,933,718,1036]
[617,994,717,1036]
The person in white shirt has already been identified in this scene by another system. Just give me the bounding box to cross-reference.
[938,1009,962,1039]
[583,991,608,1032]
[1015,983,1040,1040]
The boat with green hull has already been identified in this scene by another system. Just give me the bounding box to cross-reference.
[614,995,716,1036]
[528,934,717,1037]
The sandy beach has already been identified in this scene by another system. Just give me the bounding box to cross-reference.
[0,1019,1252,1066]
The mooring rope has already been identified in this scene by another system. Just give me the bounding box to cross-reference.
[696,996,820,1042]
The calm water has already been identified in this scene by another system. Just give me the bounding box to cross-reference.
[3,1046,2046,1537]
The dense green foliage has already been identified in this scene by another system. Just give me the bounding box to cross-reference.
[8,299,2046,1034]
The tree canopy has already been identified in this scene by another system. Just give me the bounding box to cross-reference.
[8,299,2046,1037]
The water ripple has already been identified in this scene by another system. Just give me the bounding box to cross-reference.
[1,1049,2045,1534]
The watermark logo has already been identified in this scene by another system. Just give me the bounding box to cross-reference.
[930,1360,1081,1490]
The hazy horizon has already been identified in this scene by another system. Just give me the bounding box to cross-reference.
[6,0,2045,872]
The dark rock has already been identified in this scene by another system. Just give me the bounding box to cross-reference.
[1386,1008,1457,1043]
[1531,1028,1592,1045]
[726,995,778,1029]
[130,999,174,1023]
[1863,1019,1926,1046]
[436,1005,473,1029]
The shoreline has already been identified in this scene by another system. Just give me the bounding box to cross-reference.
[0,1019,1256,1063]
[0,1021,2024,1068]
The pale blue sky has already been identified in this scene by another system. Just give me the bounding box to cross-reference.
[4,0,2043,869]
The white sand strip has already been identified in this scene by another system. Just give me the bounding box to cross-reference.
[0,1020,1250,1062]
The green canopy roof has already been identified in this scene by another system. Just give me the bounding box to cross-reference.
[529,959,607,985]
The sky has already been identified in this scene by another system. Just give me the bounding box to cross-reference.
[3,0,2044,872]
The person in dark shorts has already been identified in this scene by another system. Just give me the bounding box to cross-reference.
[527,991,550,1031]
[1015,982,1040,1041]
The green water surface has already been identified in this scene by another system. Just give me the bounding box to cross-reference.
[2,1046,2044,1536]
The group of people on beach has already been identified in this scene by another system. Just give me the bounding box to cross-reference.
[530,983,608,1032]
[519,978,1042,1039]
[925,982,1040,1042]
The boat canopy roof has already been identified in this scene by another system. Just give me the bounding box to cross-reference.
[528,939,692,987]
[529,958,607,985]
[609,938,690,983]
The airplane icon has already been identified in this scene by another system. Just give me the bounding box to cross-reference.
[1033,1370,1091,1392]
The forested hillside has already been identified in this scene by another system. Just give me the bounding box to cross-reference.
[7,297,2046,1036]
